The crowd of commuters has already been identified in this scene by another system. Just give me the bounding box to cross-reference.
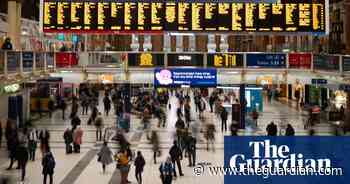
[0,84,311,184]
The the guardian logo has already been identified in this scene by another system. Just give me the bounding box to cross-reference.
[230,140,331,171]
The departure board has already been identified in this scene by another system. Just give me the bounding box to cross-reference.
[43,0,327,33]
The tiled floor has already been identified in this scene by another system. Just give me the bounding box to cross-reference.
[0,92,335,184]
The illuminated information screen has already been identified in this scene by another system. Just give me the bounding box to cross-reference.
[43,0,326,33]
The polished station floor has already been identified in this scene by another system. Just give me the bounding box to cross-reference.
[0,93,334,184]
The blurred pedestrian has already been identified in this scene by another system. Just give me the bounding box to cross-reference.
[285,124,295,136]
[103,95,111,116]
[205,123,216,152]
[150,131,160,164]
[134,151,145,184]
[61,100,67,120]
[169,141,184,177]
[42,149,56,184]
[48,98,54,118]
[266,122,278,136]
[73,126,83,153]
[159,157,175,184]
[28,128,38,161]
[63,128,73,154]
[95,113,104,141]
[97,141,113,174]
[220,108,228,132]
[39,129,50,156]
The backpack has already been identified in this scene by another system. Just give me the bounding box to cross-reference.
[46,155,56,169]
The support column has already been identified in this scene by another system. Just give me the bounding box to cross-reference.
[219,34,229,52]
[143,35,152,51]
[163,34,171,52]
[130,34,140,51]
[207,34,216,53]
[188,35,196,52]
[176,35,183,52]
[8,0,21,50]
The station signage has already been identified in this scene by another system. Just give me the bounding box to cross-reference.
[128,53,164,67]
[22,52,34,72]
[311,78,327,85]
[154,68,217,87]
[7,52,20,73]
[288,53,311,69]
[342,56,350,72]
[313,54,339,71]
[207,54,244,68]
[43,0,327,34]
[167,53,203,67]
[246,53,286,68]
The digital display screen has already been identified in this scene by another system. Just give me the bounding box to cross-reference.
[43,0,326,33]
[167,53,203,66]
[247,53,287,68]
[128,53,164,67]
[207,53,244,67]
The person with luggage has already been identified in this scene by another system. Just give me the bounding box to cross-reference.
[63,128,73,154]
[97,141,113,174]
[134,151,146,184]
[42,149,56,184]
[169,141,184,177]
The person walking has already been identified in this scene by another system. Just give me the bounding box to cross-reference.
[0,121,2,148]
[266,122,278,136]
[70,101,79,119]
[6,122,18,170]
[169,141,184,177]
[205,123,216,152]
[116,148,131,184]
[150,131,160,164]
[285,124,295,136]
[186,134,196,167]
[63,128,73,154]
[184,100,191,128]
[61,99,67,120]
[103,95,112,116]
[48,98,54,118]
[28,128,38,161]
[97,141,113,174]
[251,109,259,127]
[42,149,56,184]
[134,151,146,184]
[73,126,83,153]
[95,113,104,141]
[39,129,50,156]
[220,108,228,132]
[16,144,29,182]
[159,157,175,184]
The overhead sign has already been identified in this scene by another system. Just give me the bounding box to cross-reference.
[22,52,34,72]
[154,68,217,87]
[313,55,339,71]
[311,78,327,85]
[167,53,203,67]
[247,53,286,68]
[128,53,164,67]
[43,0,327,34]
[288,53,311,69]
[207,53,244,68]
[342,56,350,72]
[4,84,21,93]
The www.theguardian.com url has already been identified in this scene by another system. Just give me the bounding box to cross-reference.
[193,165,344,179]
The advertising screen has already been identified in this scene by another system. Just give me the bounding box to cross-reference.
[154,68,217,87]
[43,0,327,33]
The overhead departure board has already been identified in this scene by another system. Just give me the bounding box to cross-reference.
[43,0,327,33]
